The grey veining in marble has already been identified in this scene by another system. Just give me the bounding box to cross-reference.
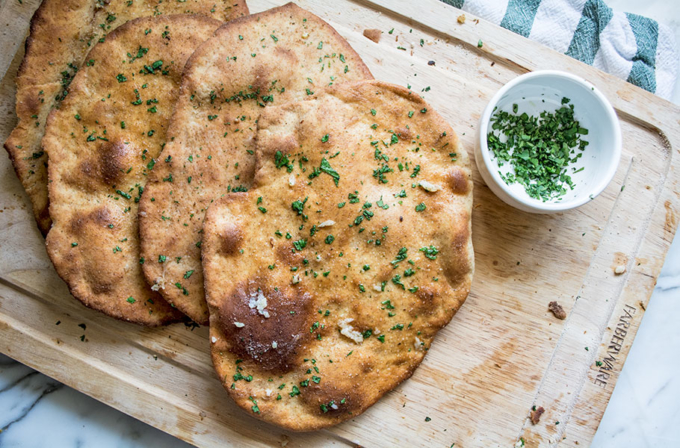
[0,353,190,447]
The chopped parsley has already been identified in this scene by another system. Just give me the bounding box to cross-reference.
[291,197,308,220]
[419,245,439,260]
[293,239,307,251]
[487,98,589,201]
[373,164,393,183]
[249,396,260,414]
[392,274,405,289]
[318,158,340,186]
[381,300,395,309]
[274,151,293,172]
[391,247,408,267]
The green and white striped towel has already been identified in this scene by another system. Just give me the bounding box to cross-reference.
[441,0,677,99]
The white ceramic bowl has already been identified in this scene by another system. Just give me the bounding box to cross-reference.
[475,70,622,214]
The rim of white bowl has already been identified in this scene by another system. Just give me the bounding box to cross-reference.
[478,70,622,212]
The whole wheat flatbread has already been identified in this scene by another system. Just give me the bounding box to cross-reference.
[44,15,223,326]
[4,0,248,235]
[138,2,373,324]
[203,80,474,430]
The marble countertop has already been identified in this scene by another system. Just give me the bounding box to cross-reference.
[1,0,678,447]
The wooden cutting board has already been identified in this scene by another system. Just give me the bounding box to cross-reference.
[1,0,678,446]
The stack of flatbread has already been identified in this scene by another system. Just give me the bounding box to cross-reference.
[6,0,249,235]
[5,1,473,430]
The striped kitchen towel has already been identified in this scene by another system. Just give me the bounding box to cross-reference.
[441,0,678,99]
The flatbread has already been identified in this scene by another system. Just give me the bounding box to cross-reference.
[4,0,249,235]
[203,80,474,430]
[44,15,223,326]
[138,2,373,324]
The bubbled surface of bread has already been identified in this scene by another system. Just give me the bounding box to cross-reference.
[203,80,474,430]
[4,0,248,235]
[138,2,373,325]
[44,15,223,326]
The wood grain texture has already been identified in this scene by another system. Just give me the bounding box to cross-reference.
[1,0,679,446]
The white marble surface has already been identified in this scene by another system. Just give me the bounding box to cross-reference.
[0,357,189,447]
[1,1,679,447]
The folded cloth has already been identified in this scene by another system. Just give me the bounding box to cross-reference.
[442,0,678,99]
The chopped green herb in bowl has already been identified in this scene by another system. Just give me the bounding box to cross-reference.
[487,98,589,202]
[475,71,621,214]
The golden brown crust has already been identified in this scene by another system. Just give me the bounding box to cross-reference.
[4,0,249,235]
[44,14,224,326]
[203,80,474,430]
[139,2,373,324]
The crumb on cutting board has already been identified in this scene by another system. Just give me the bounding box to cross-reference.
[548,301,567,320]
[530,406,545,425]
[363,29,381,43]
[457,14,466,24]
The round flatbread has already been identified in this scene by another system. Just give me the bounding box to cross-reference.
[44,15,223,326]
[203,80,474,430]
[4,0,248,235]
[138,2,373,324]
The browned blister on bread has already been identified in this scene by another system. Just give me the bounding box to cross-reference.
[44,15,224,326]
[203,80,474,430]
[138,2,373,324]
[4,0,248,235]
